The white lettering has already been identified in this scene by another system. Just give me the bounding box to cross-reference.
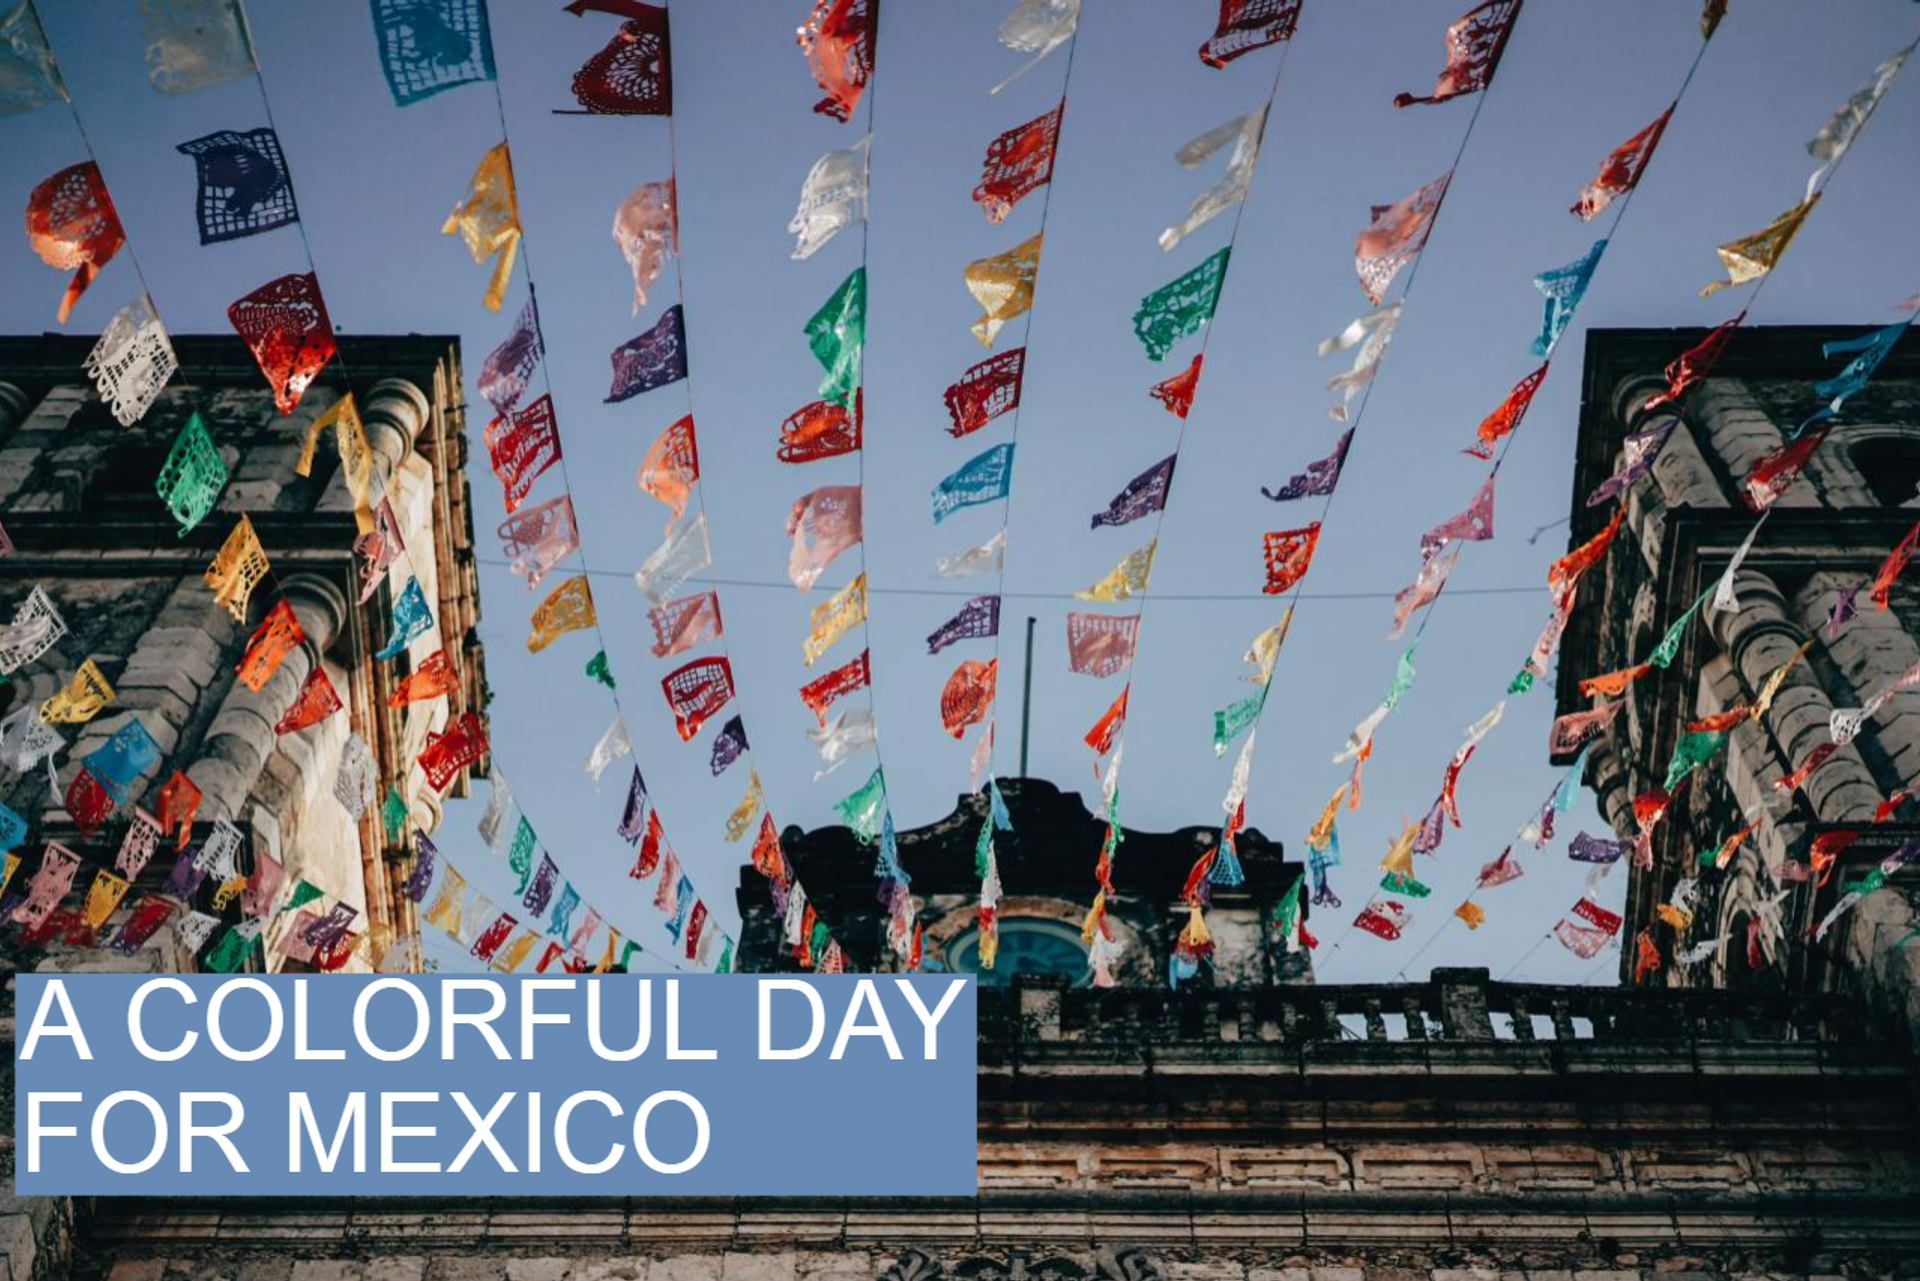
[289,1092,365,1173]
[521,979,574,1059]
[632,1091,709,1174]
[442,979,511,1060]
[26,1093,81,1173]
[831,979,902,1060]
[554,1091,624,1173]
[207,978,283,1061]
[91,1091,167,1175]
[665,980,715,1060]
[380,1092,440,1173]
[294,980,344,1060]
[758,979,825,1059]
[588,979,651,1060]
[354,979,430,1061]
[20,980,92,1060]
[447,1092,517,1173]
[128,978,197,1061]
[179,1093,248,1173]
[894,978,968,1059]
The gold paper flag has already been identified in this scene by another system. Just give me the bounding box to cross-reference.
[82,869,131,930]
[205,515,269,622]
[725,771,764,843]
[41,658,115,724]
[965,232,1043,347]
[443,141,523,312]
[1074,540,1155,603]
[1701,194,1820,296]
[803,572,867,666]
[528,575,597,653]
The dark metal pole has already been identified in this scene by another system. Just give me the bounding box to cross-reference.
[1019,616,1036,778]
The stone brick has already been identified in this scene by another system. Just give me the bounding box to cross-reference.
[653,1256,724,1281]
[424,1261,509,1281]
[723,1252,796,1281]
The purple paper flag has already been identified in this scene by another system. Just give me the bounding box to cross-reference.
[605,304,688,403]
[709,715,749,777]
[1092,455,1176,529]
[1263,429,1353,502]
[926,594,1001,654]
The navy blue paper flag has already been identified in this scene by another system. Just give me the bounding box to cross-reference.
[177,129,298,244]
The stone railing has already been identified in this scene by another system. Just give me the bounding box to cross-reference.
[979,966,1883,1049]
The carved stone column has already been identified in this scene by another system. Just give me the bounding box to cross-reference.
[188,572,347,821]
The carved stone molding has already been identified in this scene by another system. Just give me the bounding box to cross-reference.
[879,1250,1161,1281]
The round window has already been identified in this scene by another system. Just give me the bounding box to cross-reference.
[941,916,1090,987]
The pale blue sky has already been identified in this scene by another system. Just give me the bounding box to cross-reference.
[6,0,1918,980]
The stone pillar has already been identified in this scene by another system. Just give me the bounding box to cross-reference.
[1706,569,1879,823]
[187,573,347,821]
[1432,967,1494,1040]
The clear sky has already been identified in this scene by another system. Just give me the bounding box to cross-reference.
[6,0,1918,981]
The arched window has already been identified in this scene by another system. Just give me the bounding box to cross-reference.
[1847,436,1920,508]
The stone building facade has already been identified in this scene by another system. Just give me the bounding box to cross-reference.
[0,332,487,977]
[1555,324,1920,1030]
[737,778,1310,986]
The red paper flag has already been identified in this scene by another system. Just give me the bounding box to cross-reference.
[1644,312,1743,410]
[65,766,115,838]
[800,649,869,721]
[630,809,665,880]
[1465,363,1547,460]
[1571,896,1623,935]
[1198,0,1301,68]
[1261,523,1320,595]
[1869,517,1920,609]
[228,272,337,415]
[1579,663,1651,698]
[797,0,875,121]
[485,394,561,513]
[470,912,518,963]
[943,350,1024,437]
[973,103,1063,223]
[1743,427,1829,512]
[388,649,459,708]
[1393,0,1523,108]
[1547,507,1623,595]
[1149,354,1203,419]
[940,659,997,738]
[752,813,787,882]
[275,667,342,734]
[237,598,305,692]
[1573,106,1673,222]
[1774,742,1839,794]
[1085,684,1129,755]
[417,711,489,791]
[156,770,201,850]
[26,161,124,323]
[566,0,671,115]
[662,656,734,741]
[778,392,862,462]
[1354,899,1409,940]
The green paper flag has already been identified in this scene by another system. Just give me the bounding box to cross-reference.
[155,412,229,537]
[1134,247,1230,361]
[1380,870,1432,898]
[618,940,644,971]
[1384,643,1420,712]
[1213,691,1265,757]
[974,819,994,877]
[806,267,866,408]
[382,785,408,842]
[586,650,617,690]
[1273,875,1304,936]
[1650,587,1713,670]
[283,879,324,913]
[508,817,537,895]
[715,937,735,974]
[203,919,264,972]
[835,766,886,843]
[1664,728,1727,789]
[1508,667,1535,695]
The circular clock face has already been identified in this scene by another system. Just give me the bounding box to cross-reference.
[942,916,1089,987]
